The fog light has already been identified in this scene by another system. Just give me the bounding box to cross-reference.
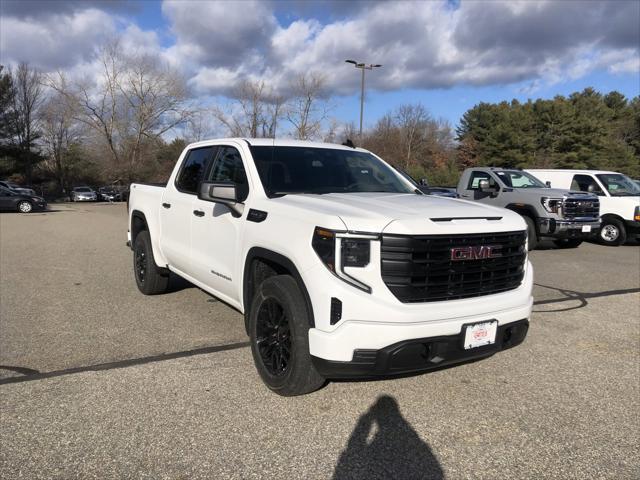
[330,297,342,325]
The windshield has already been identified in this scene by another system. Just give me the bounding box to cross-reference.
[495,170,546,188]
[249,146,415,196]
[75,187,92,192]
[596,174,640,196]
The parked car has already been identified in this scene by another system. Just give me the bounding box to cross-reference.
[0,180,36,196]
[393,168,458,198]
[456,167,601,250]
[527,169,640,246]
[71,186,98,202]
[128,138,532,396]
[421,186,457,198]
[98,187,122,202]
[0,185,47,213]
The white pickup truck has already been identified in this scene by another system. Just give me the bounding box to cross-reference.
[128,139,533,396]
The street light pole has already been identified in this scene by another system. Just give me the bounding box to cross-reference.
[345,60,382,141]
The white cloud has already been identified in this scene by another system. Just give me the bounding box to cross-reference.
[0,0,637,99]
[0,8,116,68]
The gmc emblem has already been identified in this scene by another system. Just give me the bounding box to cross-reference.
[450,245,502,261]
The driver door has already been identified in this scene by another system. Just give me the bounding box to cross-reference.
[460,171,500,204]
[190,145,249,302]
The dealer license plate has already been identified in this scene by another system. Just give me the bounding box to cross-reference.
[582,225,591,233]
[463,321,498,350]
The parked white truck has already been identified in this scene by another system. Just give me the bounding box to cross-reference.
[128,139,533,395]
[526,170,640,246]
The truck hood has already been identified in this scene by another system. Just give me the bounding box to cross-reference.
[510,187,595,198]
[274,192,525,234]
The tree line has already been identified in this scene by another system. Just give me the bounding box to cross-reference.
[1,45,638,197]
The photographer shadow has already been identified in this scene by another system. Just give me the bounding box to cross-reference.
[333,395,444,480]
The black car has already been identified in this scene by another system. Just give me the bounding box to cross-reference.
[0,186,47,213]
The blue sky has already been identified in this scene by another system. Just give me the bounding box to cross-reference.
[1,0,639,132]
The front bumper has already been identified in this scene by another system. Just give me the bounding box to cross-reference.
[538,218,600,239]
[75,196,96,201]
[312,319,529,378]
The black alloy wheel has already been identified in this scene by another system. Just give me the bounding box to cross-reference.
[255,297,292,376]
[132,230,169,295]
[134,244,147,285]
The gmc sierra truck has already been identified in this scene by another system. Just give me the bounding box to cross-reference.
[128,139,533,396]
[457,167,600,250]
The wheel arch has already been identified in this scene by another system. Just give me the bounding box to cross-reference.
[130,210,148,248]
[505,204,539,232]
[600,212,626,224]
[243,247,315,334]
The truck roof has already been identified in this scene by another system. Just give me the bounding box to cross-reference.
[526,169,620,175]
[185,138,366,152]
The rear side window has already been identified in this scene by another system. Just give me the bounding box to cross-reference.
[175,147,215,194]
[468,171,497,190]
[206,146,249,201]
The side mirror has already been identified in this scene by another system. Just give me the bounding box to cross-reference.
[419,178,428,186]
[198,181,244,217]
[545,181,551,188]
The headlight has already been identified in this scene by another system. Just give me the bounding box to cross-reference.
[312,227,374,293]
[541,197,562,214]
[634,206,640,222]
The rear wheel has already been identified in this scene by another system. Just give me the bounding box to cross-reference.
[133,230,169,295]
[599,218,626,246]
[553,239,583,249]
[523,216,537,251]
[249,275,325,396]
[17,200,33,213]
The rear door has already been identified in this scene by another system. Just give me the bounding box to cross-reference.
[159,146,217,274]
[190,144,249,301]
[0,187,17,210]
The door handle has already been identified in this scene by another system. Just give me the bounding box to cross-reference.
[162,202,171,209]
[193,210,205,217]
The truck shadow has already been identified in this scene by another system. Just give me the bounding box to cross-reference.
[533,283,640,313]
[333,395,444,480]
[166,273,197,293]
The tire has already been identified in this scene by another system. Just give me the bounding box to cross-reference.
[523,216,537,251]
[249,275,325,396]
[133,230,170,295]
[599,218,626,246]
[17,200,33,213]
[553,239,583,249]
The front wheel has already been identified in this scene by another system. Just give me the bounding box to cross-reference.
[17,200,33,213]
[249,275,325,396]
[599,218,626,246]
[133,230,169,295]
[523,216,538,251]
[553,239,583,249]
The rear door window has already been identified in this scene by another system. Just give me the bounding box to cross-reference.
[175,147,216,194]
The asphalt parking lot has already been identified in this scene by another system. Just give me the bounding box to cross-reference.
[1,203,639,479]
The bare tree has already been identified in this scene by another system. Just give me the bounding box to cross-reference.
[214,80,285,138]
[47,41,193,181]
[41,91,84,192]
[287,73,329,140]
[395,103,430,170]
[11,63,45,182]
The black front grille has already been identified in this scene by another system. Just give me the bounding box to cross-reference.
[381,231,526,303]
[562,197,599,219]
